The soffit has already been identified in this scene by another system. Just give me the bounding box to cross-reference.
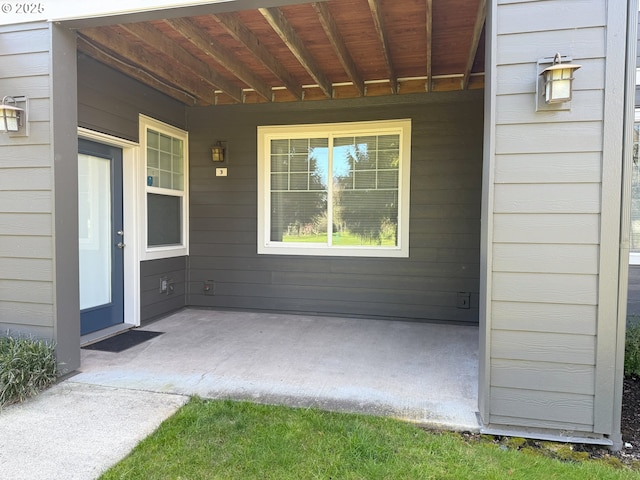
[76,0,485,106]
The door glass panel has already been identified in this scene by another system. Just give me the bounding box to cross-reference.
[78,153,112,310]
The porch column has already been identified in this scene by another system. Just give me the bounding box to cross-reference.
[51,23,80,372]
[480,0,633,445]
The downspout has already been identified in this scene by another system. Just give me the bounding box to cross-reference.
[612,0,639,452]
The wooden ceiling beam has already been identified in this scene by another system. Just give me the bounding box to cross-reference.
[425,0,433,92]
[79,27,216,105]
[312,2,364,97]
[120,22,243,103]
[214,12,303,100]
[165,18,273,102]
[367,0,397,94]
[462,0,486,90]
[77,36,198,105]
[259,7,333,98]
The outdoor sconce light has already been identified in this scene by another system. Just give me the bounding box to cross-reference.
[211,140,227,163]
[540,53,581,104]
[536,53,580,111]
[0,96,27,135]
[211,143,224,162]
[211,141,226,163]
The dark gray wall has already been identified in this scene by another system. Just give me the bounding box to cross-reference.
[77,54,188,321]
[78,54,483,324]
[77,53,186,141]
[187,91,483,324]
[140,257,187,324]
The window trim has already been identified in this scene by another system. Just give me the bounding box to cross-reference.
[139,114,189,260]
[257,119,411,257]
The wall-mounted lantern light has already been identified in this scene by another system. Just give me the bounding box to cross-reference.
[0,96,27,135]
[211,140,226,163]
[540,53,581,104]
[536,54,580,111]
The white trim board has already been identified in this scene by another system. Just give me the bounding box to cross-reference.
[138,115,190,261]
[257,119,411,258]
[78,127,141,327]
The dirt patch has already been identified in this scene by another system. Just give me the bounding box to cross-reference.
[619,377,640,465]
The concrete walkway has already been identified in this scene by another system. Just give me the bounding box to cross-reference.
[0,383,187,480]
[0,309,479,479]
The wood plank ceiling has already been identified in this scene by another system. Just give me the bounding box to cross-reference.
[76,0,486,106]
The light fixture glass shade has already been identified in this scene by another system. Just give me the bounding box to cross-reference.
[540,57,581,104]
[0,97,23,133]
[211,142,225,162]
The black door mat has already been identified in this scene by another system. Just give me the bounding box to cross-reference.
[83,330,164,353]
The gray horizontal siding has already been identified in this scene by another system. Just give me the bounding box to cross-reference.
[484,0,617,436]
[0,22,54,339]
[491,359,595,395]
[186,90,483,323]
[77,53,187,141]
[490,387,594,427]
[140,257,187,324]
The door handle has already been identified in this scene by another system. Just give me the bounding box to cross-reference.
[116,230,125,248]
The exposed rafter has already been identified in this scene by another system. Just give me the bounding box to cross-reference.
[165,18,273,101]
[77,36,197,105]
[79,27,216,105]
[119,22,243,103]
[462,0,486,90]
[312,2,364,96]
[77,0,486,106]
[213,12,303,100]
[259,7,333,98]
[425,0,433,92]
[367,0,397,94]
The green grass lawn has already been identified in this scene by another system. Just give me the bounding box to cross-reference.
[283,231,395,246]
[101,398,639,480]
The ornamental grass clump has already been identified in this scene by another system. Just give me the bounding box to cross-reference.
[0,334,57,408]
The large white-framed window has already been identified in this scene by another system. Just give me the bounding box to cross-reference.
[139,114,189,260]
[258,119,411,257]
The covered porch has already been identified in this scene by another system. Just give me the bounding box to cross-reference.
[2,0,631,448]
[75,309,480,431]
[67,0,483,437]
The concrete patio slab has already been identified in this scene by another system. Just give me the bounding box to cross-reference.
[0,309,479,480]
[75,309,480,431]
